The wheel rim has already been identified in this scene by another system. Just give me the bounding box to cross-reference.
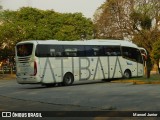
[63,73,73,86]
[124,71,130,79]
[65,76,72,84]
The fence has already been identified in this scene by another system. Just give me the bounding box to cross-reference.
[0,66,16,75]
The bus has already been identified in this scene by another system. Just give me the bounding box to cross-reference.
[15,39,146,86]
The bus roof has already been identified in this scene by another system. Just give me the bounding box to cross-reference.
[17,39,138,48]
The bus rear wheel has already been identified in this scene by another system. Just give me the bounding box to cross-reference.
[123,70,131,79]
[63,73,74,86]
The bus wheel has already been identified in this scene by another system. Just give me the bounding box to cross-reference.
[123,70,131,79]
[63,73,74,86]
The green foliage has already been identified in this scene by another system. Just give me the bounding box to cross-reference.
[0,7,94,60]
[94,0,160,76]
[17,7,44,23]
[94,0,160,55]
[0,7,93,42]
[151,39,160,61]
[130,11,152,30]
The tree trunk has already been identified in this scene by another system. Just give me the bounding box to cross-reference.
[146,68,150,78]
[146,55,152,78]
[156,59,160,74]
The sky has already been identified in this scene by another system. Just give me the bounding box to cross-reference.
[1,0,106,18]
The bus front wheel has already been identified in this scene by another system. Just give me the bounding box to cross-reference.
[123,70,131,79]
[63,73,74,86]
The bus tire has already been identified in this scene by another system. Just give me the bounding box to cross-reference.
[63,73,74,86]
[123,70,131,79]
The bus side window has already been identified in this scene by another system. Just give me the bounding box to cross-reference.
[92,46,103,56]
[103,47,112,56]
[64,50,77,57]
[64,51,69,56]
[111,52,117,56]
[86,46,102,56]
[85,46,94,56]
[56,52,62,57]
[64,46,77,57]
[92,47,99,56]
[36,45,50,57]
[103,46,121,56]
[122,47,142,63]
[106,52,111,56]
[77,46,85,57]
[50,49,55,57]
[116,51,121,56]
[52,45,63,57]
[123,52,129,57]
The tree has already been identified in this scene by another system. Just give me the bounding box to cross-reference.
[0,7,94,64]
[53,13,93,40]
[131,0,160,76]
[151,39,160,73]
[94,0,160,77]
[0,7,94,60]
[0,7,93,41]
[94,0,134,39]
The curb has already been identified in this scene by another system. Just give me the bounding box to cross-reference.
[132,81,160,85]
[112,80,160,85]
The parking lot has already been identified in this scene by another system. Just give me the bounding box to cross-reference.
[0,78,160,110]
[0,78,160,119]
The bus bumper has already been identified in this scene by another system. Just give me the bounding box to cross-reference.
[16,76,41,84]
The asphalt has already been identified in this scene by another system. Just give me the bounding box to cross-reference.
[1,74,160,85]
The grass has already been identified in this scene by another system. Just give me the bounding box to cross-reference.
[131,74,160,85]
[131,74,160,81]
[113,74,160,84]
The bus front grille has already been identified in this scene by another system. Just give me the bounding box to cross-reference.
[18,57,30,63]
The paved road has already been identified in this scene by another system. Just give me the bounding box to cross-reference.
[0,79,160,120]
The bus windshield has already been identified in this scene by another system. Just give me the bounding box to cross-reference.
[17,43,33,57]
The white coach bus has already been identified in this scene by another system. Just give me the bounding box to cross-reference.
[15,39,146,86]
